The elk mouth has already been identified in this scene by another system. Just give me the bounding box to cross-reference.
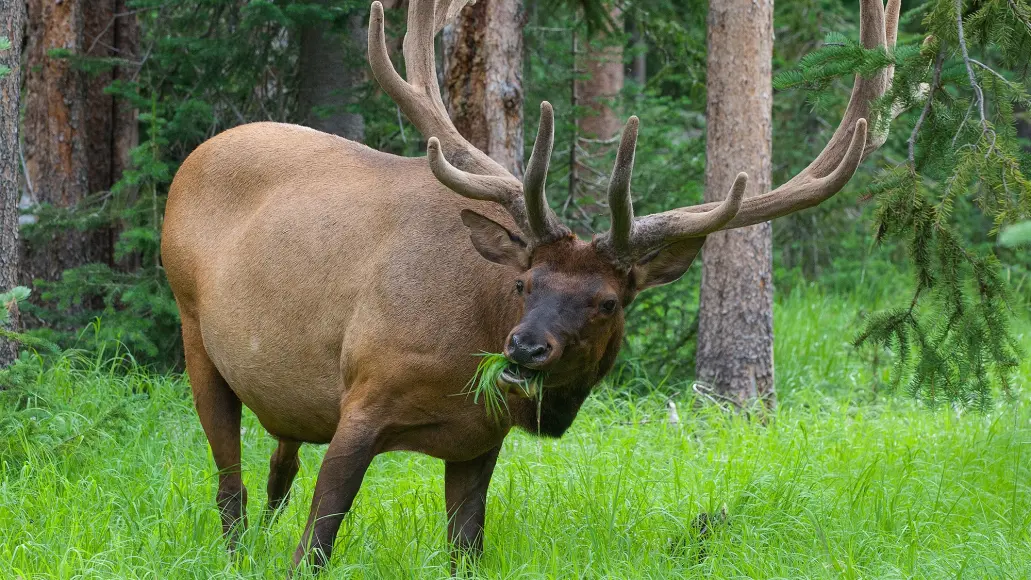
[498,363,544,397]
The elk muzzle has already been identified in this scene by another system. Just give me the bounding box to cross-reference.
[504,328,561,369]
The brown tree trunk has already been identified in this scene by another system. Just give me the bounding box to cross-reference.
[0,0,25,366]
[696,0,775,409]
[576,8,623,142]
[298,3,367,142]
[21,0,135,286]
[568,8,623,227]
[442,0,524,176]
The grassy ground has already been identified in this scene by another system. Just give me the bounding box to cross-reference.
[1,286,1030,579]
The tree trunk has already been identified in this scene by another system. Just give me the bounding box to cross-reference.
[576,8,624,142]
[696,0,775,409]
[442,0,524,176]
[567,8,623,228]
[298,3,367,142]
[21,0,135,286]
[0,0,25,366]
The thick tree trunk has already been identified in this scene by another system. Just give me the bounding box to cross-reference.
[21,0,135,286]
[696,0,775,408]
[298,3,367,142]
[22,0,91,285]
[442,0,524,176]
[0,0,25,366]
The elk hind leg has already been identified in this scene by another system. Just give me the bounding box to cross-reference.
[264,438,302,521]
[182,315,248,546]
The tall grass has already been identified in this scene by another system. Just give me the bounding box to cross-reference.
[1,286,1029,578]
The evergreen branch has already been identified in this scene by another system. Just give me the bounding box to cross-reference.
[952,100,975,147]
[909,47,946,169]
[1006,0,1031,36]
[968,58,1012,86]
[954,0,997,158]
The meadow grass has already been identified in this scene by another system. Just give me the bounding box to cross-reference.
[1,285,1030,579]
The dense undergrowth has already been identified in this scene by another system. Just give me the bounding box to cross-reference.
[1,284,1030,578]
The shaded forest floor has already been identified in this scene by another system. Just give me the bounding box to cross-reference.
[2,285,1030,579]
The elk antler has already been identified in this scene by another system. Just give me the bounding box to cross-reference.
[595,0,901,266]
[368,1,570,245]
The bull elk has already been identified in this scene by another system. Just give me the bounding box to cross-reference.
[160,0,901,571]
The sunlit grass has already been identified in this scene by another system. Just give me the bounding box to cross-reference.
[1,286,1029,579]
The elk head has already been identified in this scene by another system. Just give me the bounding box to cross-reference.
[369,0,901,392]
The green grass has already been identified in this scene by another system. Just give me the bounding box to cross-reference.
[462,353,545,423]
[1,285,1030,579]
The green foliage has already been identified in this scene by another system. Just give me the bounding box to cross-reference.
[0,35,10,78]
[773,0,1031,407]
[1000,219,1031,246]
[0,288,60,358]
[0,286,30,325]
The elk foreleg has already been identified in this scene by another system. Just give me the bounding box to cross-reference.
[292,419,377,572]
[445,446,501,571]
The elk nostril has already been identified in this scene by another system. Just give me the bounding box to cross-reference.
[527,342,551,360]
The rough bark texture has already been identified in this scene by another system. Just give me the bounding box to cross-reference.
[442,0,524,176]
[576,8,624,141]
[298,3,367,142]
[22,0,136,286]
[696,0,775,408]
[0,0,25,366]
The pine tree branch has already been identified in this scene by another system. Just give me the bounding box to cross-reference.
[952,99,975,147]
[969,58,1011,86]
[1006,0,1031,36]
[909,47,946,169]
[954,0,997,157]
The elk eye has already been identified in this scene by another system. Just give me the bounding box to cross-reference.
[515,280,525,294]
[600,299,617,314]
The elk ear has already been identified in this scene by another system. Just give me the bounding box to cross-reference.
[461,209,531,270]
[630,237,706,291]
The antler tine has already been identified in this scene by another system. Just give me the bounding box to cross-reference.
[368,0,504,177]
[427,138,524,209]
[594,117,748,265]
[634,0,898,238]
[428,137,542,247]
[369,1,568,245]
[606,116,640,257]
[523,102,570,243]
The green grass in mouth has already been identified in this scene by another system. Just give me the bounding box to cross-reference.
[462,352,546,424]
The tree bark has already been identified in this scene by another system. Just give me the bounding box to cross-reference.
[696,0,775,409]
[566,8,624,229]
[298,3,367,142]
[21,0,136,286]
[576,8,624,142]
[442,0,524,176]
[0,0,25,366]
